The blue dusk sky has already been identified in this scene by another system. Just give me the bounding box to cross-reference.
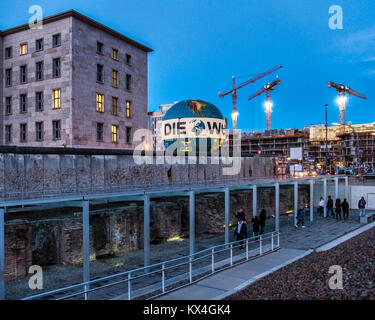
[1,0,375,131]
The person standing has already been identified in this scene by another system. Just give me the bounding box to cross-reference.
[295,205,305,228]
[252,215,260,239]
[318,197,325,216]
[335,198,342,220]
[234,217,247,249]
[259,209,266,235]
[327,195,334,218]
[358,197,366,217]
[342,198,349,220]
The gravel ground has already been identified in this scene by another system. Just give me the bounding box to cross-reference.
[227,227,375,300]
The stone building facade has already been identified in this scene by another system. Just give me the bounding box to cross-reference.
[0,10,152,149]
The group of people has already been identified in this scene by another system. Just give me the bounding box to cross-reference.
[233,208,267,248]
[318,195,367,219]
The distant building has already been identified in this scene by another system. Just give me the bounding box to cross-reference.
[148,103,174,151]
[1,10,152,149]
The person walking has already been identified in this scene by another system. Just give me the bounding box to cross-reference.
[342,198,349,220]
[318,197,325,216]
[358,197,366,217]
[234,217,247,249]
[327,195,334,218]
[335,198,342,220]
[252,215,260,239]
[295,205,305,228]
[259,209,266,235]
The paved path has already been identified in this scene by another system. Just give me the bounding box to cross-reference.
[156,248,310,300]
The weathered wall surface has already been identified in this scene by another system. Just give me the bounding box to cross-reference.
[4,185,310,282]
[0,152,276,196]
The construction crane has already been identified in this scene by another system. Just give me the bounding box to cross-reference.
[248,79,281,130]
[327,81,367,126]
[219,65,283,131]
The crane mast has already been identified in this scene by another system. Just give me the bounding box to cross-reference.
[219,65,283,131]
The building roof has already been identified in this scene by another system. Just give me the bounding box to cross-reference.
[163,100,224,121]
[0,9,153,53]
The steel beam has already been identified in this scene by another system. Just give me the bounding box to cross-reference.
[252,185,257,218]
[345,176,349,202]
[310,180,314,222]
[275,183,280,232]
[0,208,5,300]
[144,194,150,268]
[82,201,90,300]
[294,181,298,226]
[224,188,230,244]
[189,191,195,255]
[323,178,327,218]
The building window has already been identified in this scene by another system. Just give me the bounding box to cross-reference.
[112,97,118,115]
[5,47,12,59]
[19,43,28,55]
[36,61,44,81]
[126,127,132,144]
[20,123,27,142]
[111,125,118,143]
[125,100,131,118]
[96,93,104,112]
[126,54,132,65]
[20,65,27,84]
[52,89,61,109]
[126,74,132,91]
[97,123,104,141]
[112,69,118,88]
[52,34,61,47]
[35,92,44,111]
[20,94,27,113]
[5,69,12,87]
[36,38,44,51]
[112,48,118,60]
[96,41,103,54]
[97,64,104,83]
[5,125,12,143]
[52,120,61,140]
[53,58,61,78]
[36,122,43,141]
[5,97,12,115]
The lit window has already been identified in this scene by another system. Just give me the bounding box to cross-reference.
[112,97,118,115]
[96,93,104,112]
[112,70,118,88]
[125,100,131,118]
[112,125,118,143]
[52,89,61,109]
[19,43,28,55]
[112,48,118,60]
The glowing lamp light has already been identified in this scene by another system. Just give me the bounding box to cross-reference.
[231,111,239,120]
[264,100,273,113]
[335,95,347,107]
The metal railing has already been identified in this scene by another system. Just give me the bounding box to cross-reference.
[22,231,280,300]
